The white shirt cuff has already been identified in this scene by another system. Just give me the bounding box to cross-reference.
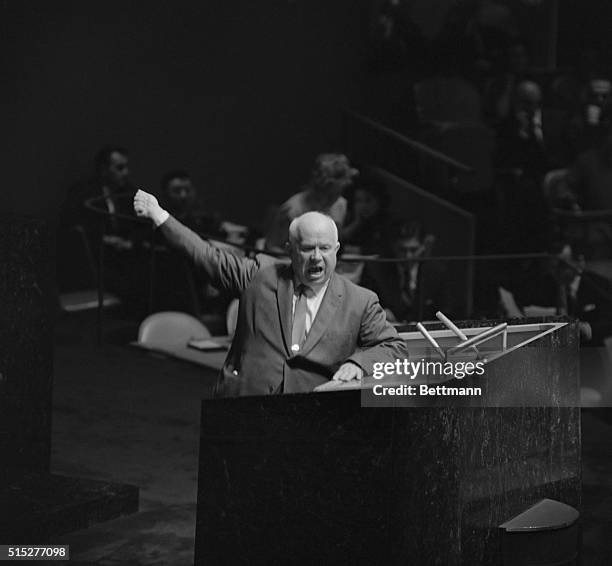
[153,209,170,227]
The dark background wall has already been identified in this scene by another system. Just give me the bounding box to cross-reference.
[2,0,368,225]
[557,0,612,67]
[4,0,611,225]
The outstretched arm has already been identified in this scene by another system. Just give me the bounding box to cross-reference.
[134,189,265,294]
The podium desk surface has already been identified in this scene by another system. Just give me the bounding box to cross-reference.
[129,321,570,387]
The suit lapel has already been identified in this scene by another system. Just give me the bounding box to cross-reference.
[276,267,294,356]
[300,273,343,356]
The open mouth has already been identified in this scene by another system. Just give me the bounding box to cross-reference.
[308,265,324,277]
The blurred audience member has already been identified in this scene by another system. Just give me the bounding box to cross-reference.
[548,48,605,113]
[544,169,579,212]
[341,176,391,255]
[495,78,569,170]
[502,244,612,345]
[566,76,612,158]
[562,124,612,258]
[496,80,548,174]
[62,145,138,248]
[556,245,612,345]
[433,0,517,81]
[156,169,250,320]
[160,169,225,237]
[569,124,612,210]
[368,0,428,75]
[483,38,531,125]
[361,220,450,323]
[494,80,553,251]
[58,145,139,293]
[265,153,358,251]
[584,78,612,129]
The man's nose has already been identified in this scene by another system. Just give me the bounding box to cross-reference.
[311,247,322,260]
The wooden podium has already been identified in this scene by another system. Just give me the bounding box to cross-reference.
[193,320,580,565]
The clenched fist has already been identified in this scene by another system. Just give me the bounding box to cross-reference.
[133,189,169,227]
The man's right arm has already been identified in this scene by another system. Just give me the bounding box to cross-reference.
[134,189,262,294]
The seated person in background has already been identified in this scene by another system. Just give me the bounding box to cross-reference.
[161,169,254,246]
[340,175,391,256]
[265,153,358,252]
[483,38,532,127]
[160,169,224,237]
[544,169,580,212]
[494,80,556,252]
[158,170,256,320]
[361,220,450,323]
[61,145,136,247]
[134,189,408,397]
[500,244,612,346]
[564,122,612,258]
[58,145,140,295]
[566,76,612,158]
[495,80,550,176]
[567,121,612,211]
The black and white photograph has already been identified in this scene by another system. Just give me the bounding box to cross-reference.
[2,0,612,564]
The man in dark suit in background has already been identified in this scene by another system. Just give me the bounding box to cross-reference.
[58,145,141,296]
[361,219,451,323]
[133,189,408,397]
[61,146,135,246]
[511,244,612,346]
[160,169,225,237]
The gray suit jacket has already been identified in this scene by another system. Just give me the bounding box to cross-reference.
[160,216,408,397]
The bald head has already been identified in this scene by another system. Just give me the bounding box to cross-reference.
[516,80,541,103]
[288,212,340,286]
[514,80,542,115]
[288,211,338,246]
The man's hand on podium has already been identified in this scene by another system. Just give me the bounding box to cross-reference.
[314,362,363,392]
[332,361,363,382]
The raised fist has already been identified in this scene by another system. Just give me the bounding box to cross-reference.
[133,189,167,226]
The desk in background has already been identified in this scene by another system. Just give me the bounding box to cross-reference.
[130,337,230,371]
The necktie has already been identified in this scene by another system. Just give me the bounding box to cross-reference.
[102,186,119,233]
[291,285,309,353]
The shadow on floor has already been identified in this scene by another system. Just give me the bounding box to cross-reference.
[51,310,217,565]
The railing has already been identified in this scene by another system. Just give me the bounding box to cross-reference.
[82,193,603,342]
[344,110,474,174]
[552,208,612,221]
[85,194,612,348]
[341,109,474,196]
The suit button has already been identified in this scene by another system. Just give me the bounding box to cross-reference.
[232,370,238,376]
[291,344,300,352]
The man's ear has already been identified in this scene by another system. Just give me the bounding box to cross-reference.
[284,241,291,254]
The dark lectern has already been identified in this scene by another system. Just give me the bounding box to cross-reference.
[194,321,580,565]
